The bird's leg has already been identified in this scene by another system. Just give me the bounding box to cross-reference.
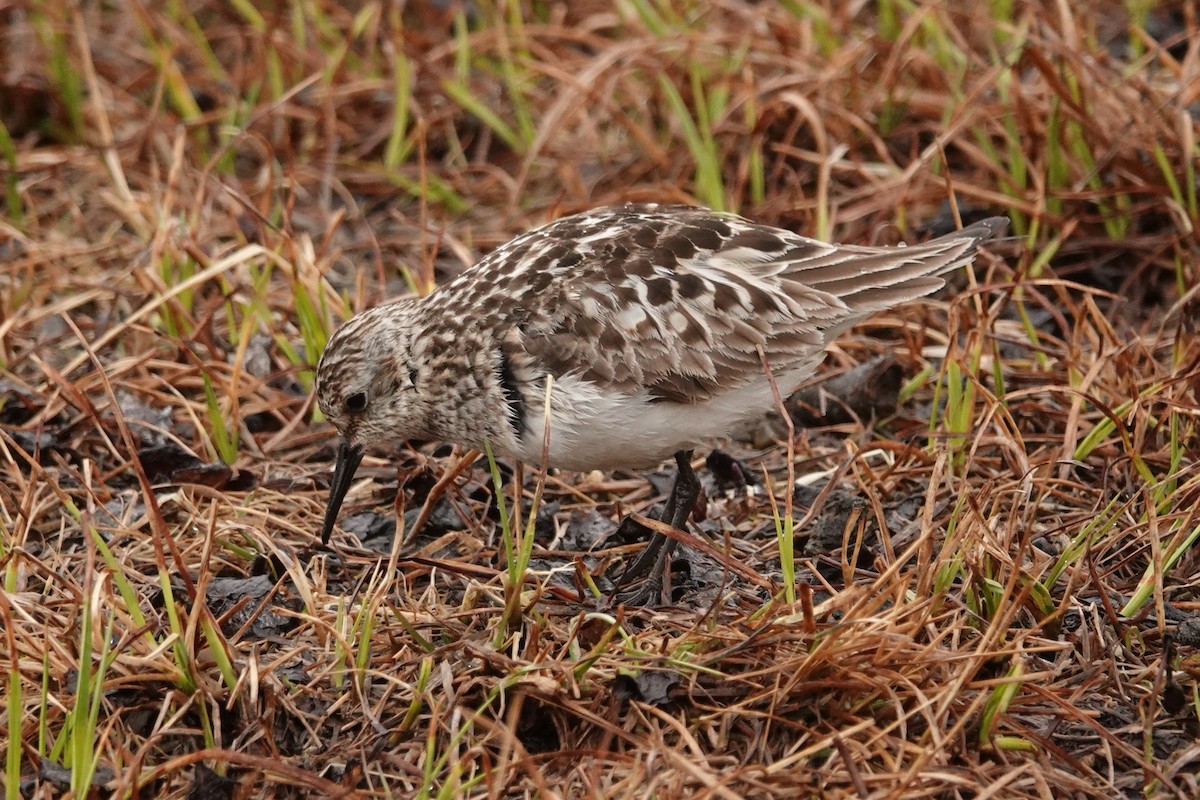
[620,450,698,578]
[614,450,700,604]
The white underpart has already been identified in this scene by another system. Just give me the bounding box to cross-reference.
[510,365,820,472]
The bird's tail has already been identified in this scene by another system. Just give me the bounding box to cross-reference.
[797,216,1009,317]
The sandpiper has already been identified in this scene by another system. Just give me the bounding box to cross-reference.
[315,204,1006,603]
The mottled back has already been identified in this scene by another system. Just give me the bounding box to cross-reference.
[423,204,1003,404]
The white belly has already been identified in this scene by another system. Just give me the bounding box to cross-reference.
[508,366,817,471]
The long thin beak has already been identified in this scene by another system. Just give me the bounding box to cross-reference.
[320,439,364,544]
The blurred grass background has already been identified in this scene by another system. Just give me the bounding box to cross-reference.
[1,1,1198,797]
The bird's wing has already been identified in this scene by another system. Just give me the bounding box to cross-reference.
[441,205,1003,404]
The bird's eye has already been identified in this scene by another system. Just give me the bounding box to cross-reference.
[344,392,368,413]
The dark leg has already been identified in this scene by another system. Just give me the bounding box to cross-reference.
[614,450,700,605]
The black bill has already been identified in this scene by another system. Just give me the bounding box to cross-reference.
[320,439,364,544]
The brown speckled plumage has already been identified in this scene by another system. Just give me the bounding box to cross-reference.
[315,203,1006,551]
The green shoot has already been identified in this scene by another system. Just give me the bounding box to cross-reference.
[202,373,239,465]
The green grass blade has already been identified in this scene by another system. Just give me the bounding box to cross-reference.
[657,74,725,210]
[202,373,238,464]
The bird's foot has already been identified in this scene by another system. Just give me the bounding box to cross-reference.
[612,573,667,607]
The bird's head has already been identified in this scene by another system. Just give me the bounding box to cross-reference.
[314,301,424,544]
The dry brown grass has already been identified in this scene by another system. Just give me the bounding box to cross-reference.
[2,1,1199,798]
